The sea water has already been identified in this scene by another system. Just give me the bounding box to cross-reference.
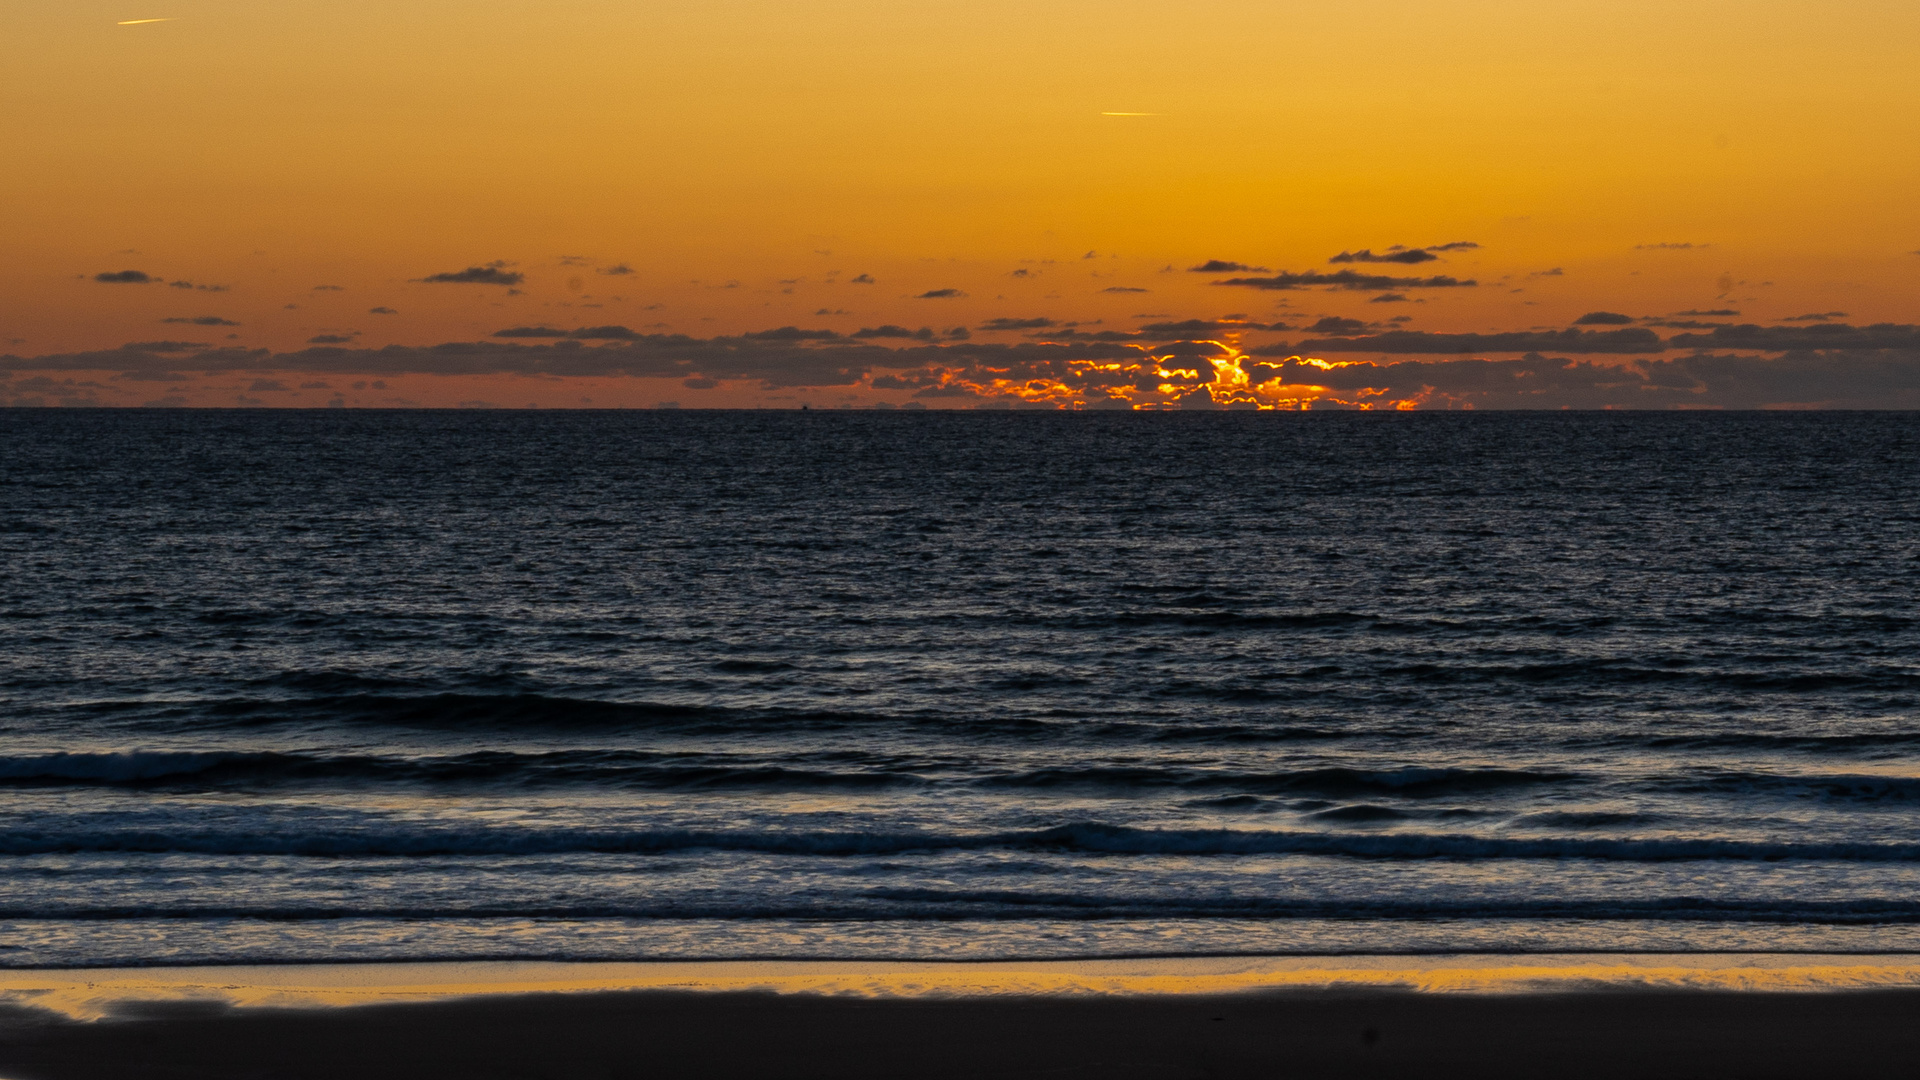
[3,409,1919,967]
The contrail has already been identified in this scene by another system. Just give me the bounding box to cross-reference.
[117,18,176,25]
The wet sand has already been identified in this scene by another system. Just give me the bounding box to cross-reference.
[3,958,1919,1079]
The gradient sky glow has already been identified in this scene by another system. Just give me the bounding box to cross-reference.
[6,0,1920,408]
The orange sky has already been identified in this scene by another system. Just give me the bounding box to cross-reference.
[5,0,1919,408]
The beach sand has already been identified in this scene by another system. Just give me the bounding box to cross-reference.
[4,956,1919,1079]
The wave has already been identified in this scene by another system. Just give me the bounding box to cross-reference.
[11,895,1920,923]
[7,822,1920,861]
[0,749,916,791]
[979,766,1572,798]
[0,751,1578,800]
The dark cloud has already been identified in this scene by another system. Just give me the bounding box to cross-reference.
[849,274,875,284]
[13,331,1920,409]
[1369,293,1411,303]
[299,381,331,389]
[122,340,209,352]
[493,325,639,340]
[1664,323,1920,352]
[368,307,398,315]
[1213,270,1476,291]
[917,288,966,298]
[1635,242,1705,250]
[1188,260,1267,273]
[1030,329,1144,342]
[1330,243,1477,265]
[1137,319,1228,337]
[852,325,937,340]
[1530,268,1565,277]
[981,317,1054,331]
[1782,311,1847,322]
[597,264,634,276]
[1285,327,1666,354]
[417,266,524,285]
[248,379,290,392]
[162,316,240,326]
[94,270,154,284]
[1573,311,1635,325]
[1675,309,1739,317]
[1232,351,1920,408]
[743,326,841,340]
[307,335,355,345]
[1301,317,1373,337]
[1330,248,1437,264]
[168,281,227,292]
[1100,286,1149,293]
[313,285,345,291]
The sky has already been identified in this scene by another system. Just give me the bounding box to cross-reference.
[5,0,1920,409]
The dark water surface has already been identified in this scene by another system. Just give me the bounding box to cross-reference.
[4,409,1919,966]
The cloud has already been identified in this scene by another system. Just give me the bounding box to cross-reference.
[597,264,634,275]
[94,270,154,284]
[1369,293,1411,303]
[849,274,875,284]
[300,381,332,389]
[1284,327,1666,354]
[1635,242,1706,250]
[417,266,525,285]
[1212,271,1476,290]
[162,316,240,326]
[1330,243,1477,265]
[917,289,966,298]
[1188,260,1267,273]
[15,328,1920,409]
[122,340,208,352]
[1674,309,1739,317]
[248,379,290,392]
[1228,351,1920,409]
[313,285,345,291]
[307,335,355,345]
[852,325,936,340]
[168,281,227,292]
[1782,311,1848,322]
[981,317,1054,331]
[368,307,398,315]
[1299,316,1372,337]
[1136,319,1229,337]
[1664,323,1920,351]
[1100,286,1149,293]
[1330,249,1437,264]
[1529,268,1565,277]
[743,326,841,340]
[1573,311,1634,325]
[491,325,638,340]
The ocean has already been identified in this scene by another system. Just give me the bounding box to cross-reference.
[3,409,1919,968]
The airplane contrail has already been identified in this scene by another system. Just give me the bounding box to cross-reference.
[117,18,176,25]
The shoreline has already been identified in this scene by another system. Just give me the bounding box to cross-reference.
[7,959,1920,1080]
[6,953,1920,1020]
